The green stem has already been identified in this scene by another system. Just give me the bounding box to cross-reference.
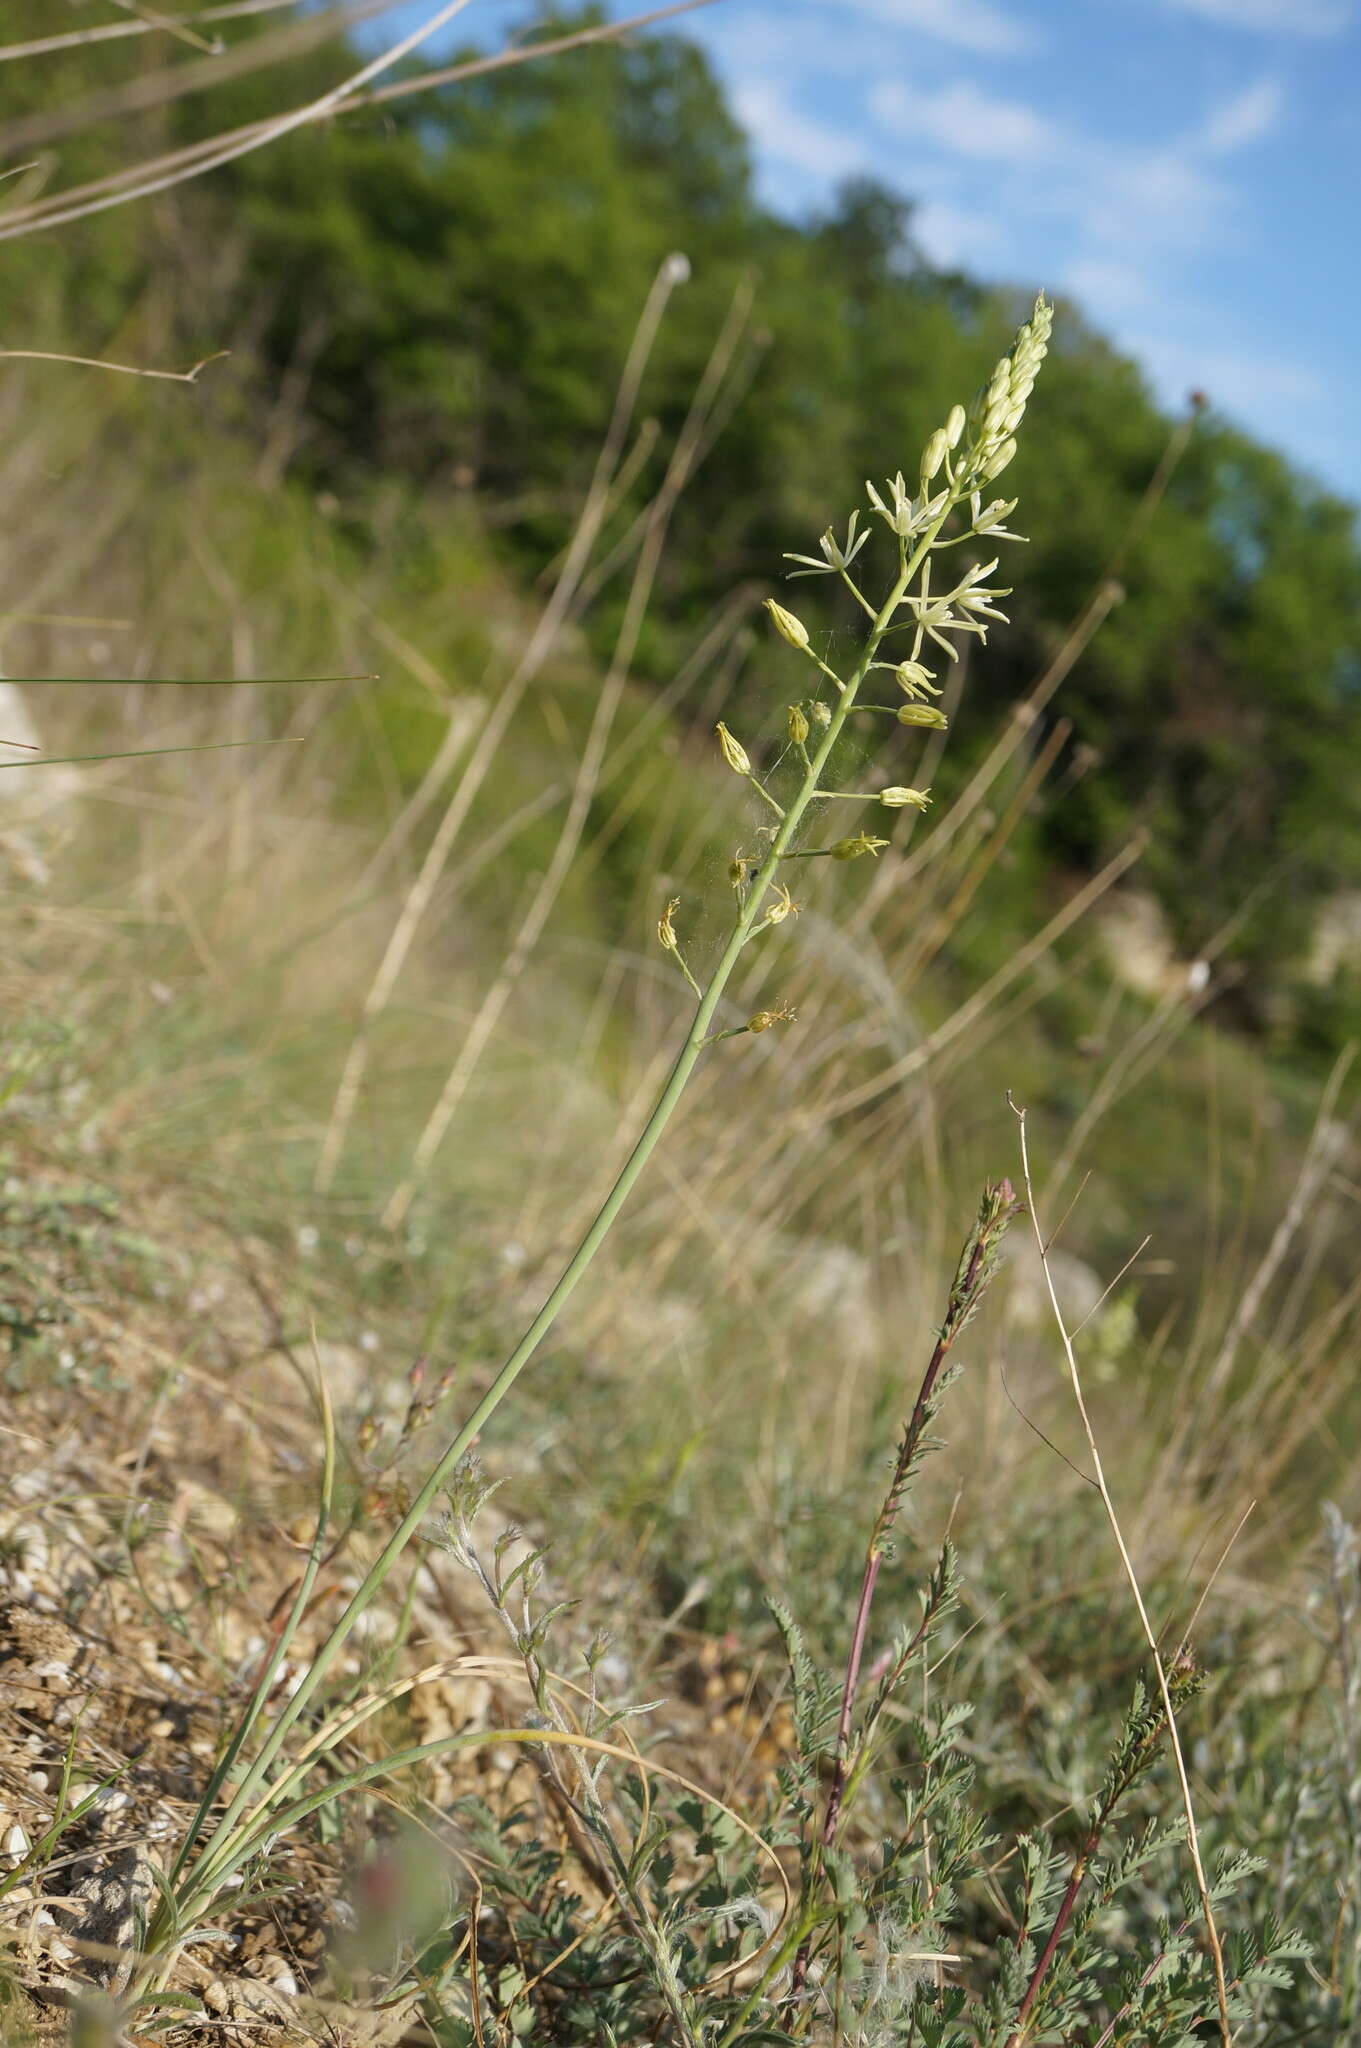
[170,510,949,1925]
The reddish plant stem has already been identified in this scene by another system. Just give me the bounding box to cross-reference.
[786,1184,1016,2019]
[1006,1828,1101,2046]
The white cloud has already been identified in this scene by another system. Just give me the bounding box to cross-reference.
[1162,0,1352,32]
[834,0,1032,54]
[1062,257,1157,321]
[871,77,1060,162]
[865,70,1284,301]
[1196,76,1284,152]
[731,81,869,183]
[910,199,1003,267]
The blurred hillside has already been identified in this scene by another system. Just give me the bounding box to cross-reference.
[3,3,1361,1040]
[0,0,1357,1449]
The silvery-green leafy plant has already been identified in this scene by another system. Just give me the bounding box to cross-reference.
[394,1210,1305,2047]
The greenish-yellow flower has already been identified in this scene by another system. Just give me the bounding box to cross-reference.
[894,661,942,699]
[765,882,797,925]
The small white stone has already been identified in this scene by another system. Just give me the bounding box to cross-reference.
[3,1823,30,1861]
[271,1968,299,1998]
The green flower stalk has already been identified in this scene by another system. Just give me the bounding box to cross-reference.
[152,296,1053,1952]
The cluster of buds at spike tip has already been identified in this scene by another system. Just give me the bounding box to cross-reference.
[765,598,811,651]
[879,786,931,810]
[961,293,1052,489]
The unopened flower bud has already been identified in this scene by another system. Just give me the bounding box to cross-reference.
[879,786,932,810]
[920,428,949,483]
[985,437,1018,480]
[716,722,751,776]
[765,598,810,650]
[830,832,889,861]
[787,704,809,746]
[945,403,966,448]
[657,897,681,953]
[896,703,948,729]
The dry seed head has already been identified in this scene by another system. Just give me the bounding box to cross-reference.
[748,998,796,1033]
[657,897,681,954]
[765,598,811,650]
[788,704,810,746]
[879,786,932,810]
[716,722,752,777]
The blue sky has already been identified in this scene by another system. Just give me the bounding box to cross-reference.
[364,0,1361,505]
